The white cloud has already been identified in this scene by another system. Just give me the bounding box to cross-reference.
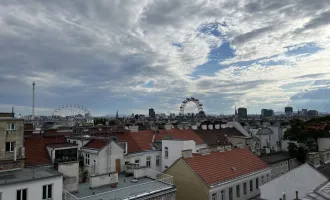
[0,0,330,115]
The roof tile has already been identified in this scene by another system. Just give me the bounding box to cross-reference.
[183,148,269,185]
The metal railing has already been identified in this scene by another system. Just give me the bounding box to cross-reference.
[63,170,174,200]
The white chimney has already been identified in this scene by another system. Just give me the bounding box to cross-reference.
[164,123,172,130]
[221,124,226,129]
[201,125,207,130]
[308,152,320,167]
[199,148,209,155]
[208,124,213,130]
[182,149,193,158]
[178,124,183,130]
[191,125,198,130]
[215,124,220,129]
[184,124,189,129]
[129,125,139,132]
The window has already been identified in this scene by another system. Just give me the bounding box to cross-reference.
[236,185,240,198]
[267,174,269,181]
[17,188,27,200]
[146,156,151,167]
[125,161,129,165]
[0,192,2,200]
[156,155,160,166]
[165,147,168,158]
[6,142,15,152]
[42,184,52,200]
[229,187,233,200]
[261,176,264,184]
[7,123,15,130]
[221,190,225,200]
[250,180,253,192]
[256,178,259,189]
[85,153,90,166]
[243,182,247,195]
[212,193,216,200]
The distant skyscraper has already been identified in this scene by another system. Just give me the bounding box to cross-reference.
[261,109,274,118]
[149,108,156,118]
[307,110,318,117]
[285,107,293,117]
[238,108,248,118]
[116,110,119,119]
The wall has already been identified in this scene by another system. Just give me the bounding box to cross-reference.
[318,138,330,151]
[58,161,79,192]
[209,169,271,200]
[0,176,63,200]
[260,164,327,200]
[165,159,209,200]
[269,160,289,178]
[89,172,118,188]
[125,151,162,172]
[281,140,297,152]
[162,140,196,171]
[228,137,247,148]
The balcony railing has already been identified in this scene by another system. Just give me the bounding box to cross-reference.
[63,169,174,200]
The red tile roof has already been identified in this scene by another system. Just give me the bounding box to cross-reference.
[82,139,108,150]
[183,148,269,185]
[128,128,205,151]
[155,128,205,145]
[129,130,155,151]
[24,135,66,166]
[83,132,142,153]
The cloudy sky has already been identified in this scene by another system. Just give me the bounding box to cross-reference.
[0,0,329,116]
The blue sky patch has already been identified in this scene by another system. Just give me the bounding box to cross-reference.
[144,80,154,88]
[285,42,322,56]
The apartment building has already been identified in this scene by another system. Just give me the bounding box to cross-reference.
[0,116,25,171]
[165,147,271,200]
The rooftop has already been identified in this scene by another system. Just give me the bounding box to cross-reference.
[0,167,62,186]
[64,172,175,200]
[183,148,269,185]
[260,152,293,164]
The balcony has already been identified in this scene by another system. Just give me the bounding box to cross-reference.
[63,169,175,200]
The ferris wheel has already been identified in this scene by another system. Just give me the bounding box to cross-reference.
[52,104,91,118]
[179,97,205,116]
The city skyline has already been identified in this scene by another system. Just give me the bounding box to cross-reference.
[0,1,330,116]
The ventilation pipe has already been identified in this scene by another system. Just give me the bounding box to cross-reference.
[13,142,17,161]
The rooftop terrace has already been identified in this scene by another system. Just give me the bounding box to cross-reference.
[63,169,174,200]
[0,167,62,186]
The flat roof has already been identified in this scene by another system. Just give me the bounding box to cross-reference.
[72,174,174,200]
[260,152,293,164]
[0,118,24,121]
[0,167,62,186]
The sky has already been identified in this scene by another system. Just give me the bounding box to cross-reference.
[0,0,330,116]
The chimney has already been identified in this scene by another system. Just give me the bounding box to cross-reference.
[151,125,158,132]
[282,192,286,200]
[182,149,193,158]
[191,125,197,130]
[178,124,183,130]
[208,124,213,130]
[184,124,189,129]
[199,148,209,155]
[308,152,320,167]
[215,124,220,129]
[12,107,15,118]
[221,124,226,129]
[129,125,139,133]
[201,125,207,130]
[164,123,172,130]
